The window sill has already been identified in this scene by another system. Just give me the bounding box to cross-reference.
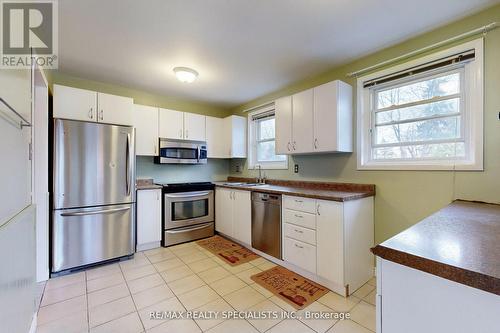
[357,160,483,171]
[248,162,288,170]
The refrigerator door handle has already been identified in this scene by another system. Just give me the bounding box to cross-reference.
[60,206,131,217]
[126,133,131,196]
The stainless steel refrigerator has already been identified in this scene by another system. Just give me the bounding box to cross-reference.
[52,119,135,273]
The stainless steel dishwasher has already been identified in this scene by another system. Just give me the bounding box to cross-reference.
[251,192,282,259]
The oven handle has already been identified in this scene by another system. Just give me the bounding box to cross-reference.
[165,191,212,198]
[165,223,212,234]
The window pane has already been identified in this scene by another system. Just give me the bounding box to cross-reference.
[257,141,286,162]
[375,116,461,145]
[376,98,459,125]
[373,142,465,160]
[377,72,460,109]
[258,118,275,140]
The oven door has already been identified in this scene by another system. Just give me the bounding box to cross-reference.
[164,190,214,229]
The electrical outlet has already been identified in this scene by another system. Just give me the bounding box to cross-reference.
[294,164,299,173]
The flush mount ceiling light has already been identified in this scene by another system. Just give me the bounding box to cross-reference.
[173,67,199,83]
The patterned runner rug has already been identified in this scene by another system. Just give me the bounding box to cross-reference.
[197,235,259,266]
[251,266,329,309]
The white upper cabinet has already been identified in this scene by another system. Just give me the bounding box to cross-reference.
[133,104,159,156]
[97,92,134,126]
[313,80,353,152]
[184,113,206,141]
[275,96,292,154]
[274,80,353,155]
[206,116,226,158]
[53,85,133,126]
[225,115,247,158]
[291,89,314,153]
[206,115,247,159]
[159,108,184,139]
[53,85,97,122]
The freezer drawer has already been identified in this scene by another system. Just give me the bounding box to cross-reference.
[52,203,135,272]
[163,222,214,247]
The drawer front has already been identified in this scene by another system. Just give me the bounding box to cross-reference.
[283,209,316,229]
[284,237,316,273]
[284,223,316,245]
[283,195,316,214]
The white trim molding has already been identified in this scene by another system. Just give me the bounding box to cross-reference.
[357,38,484,171]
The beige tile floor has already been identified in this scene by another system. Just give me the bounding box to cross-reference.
[36,241,376,333]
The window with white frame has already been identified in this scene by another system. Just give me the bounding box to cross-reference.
[248,106,288,169]
[357,39,483,170]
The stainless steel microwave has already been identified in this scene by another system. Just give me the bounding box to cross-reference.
[154,138,208,164]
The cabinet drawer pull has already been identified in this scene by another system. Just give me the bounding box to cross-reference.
[294,229,303,234]
[294,243,304,249]
[294,214,303,218]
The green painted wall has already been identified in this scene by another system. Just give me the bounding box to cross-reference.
[229,5,500,244]
[46,71,232,118]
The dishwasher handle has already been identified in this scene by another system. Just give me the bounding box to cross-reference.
[251,192,281,205]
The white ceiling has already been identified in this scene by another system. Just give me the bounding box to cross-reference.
[58,0,498,108]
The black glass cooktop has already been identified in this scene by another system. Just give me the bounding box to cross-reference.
[158,182,214,193]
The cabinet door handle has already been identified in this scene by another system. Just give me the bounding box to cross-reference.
[294,214,303,218]
[88,108,93,119]
[179,129,183,138]
[154,144,158,155]
[294,199,303,203]
[314,138,318,149]
[100,109,104,121]
[317,204,321,215]
[287,142,291,151]
[185,129,188,138]
[294,229,303,234]
[294,243,304,249]
[293,141,296,150]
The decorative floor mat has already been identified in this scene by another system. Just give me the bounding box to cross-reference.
[251,266,329,309]
[196,235,259,266]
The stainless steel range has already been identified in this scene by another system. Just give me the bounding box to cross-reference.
[161,182,215,246]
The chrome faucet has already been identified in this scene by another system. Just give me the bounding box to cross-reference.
[256,165,266,184]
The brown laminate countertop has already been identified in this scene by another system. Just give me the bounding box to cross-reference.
[372,200,500,295]
[136,178,163,190]
[213,177,375,202]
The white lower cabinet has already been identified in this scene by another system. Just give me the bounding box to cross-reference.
[377,258,500,333]
[283,237,317,273]
[136,189,162,251]
[215,187,251,245]
[282,194,374,296]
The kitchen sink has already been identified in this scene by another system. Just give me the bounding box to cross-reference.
[222,182,268,187]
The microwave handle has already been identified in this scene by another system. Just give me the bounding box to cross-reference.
[197,146,201,163]
[165,191,211,198]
